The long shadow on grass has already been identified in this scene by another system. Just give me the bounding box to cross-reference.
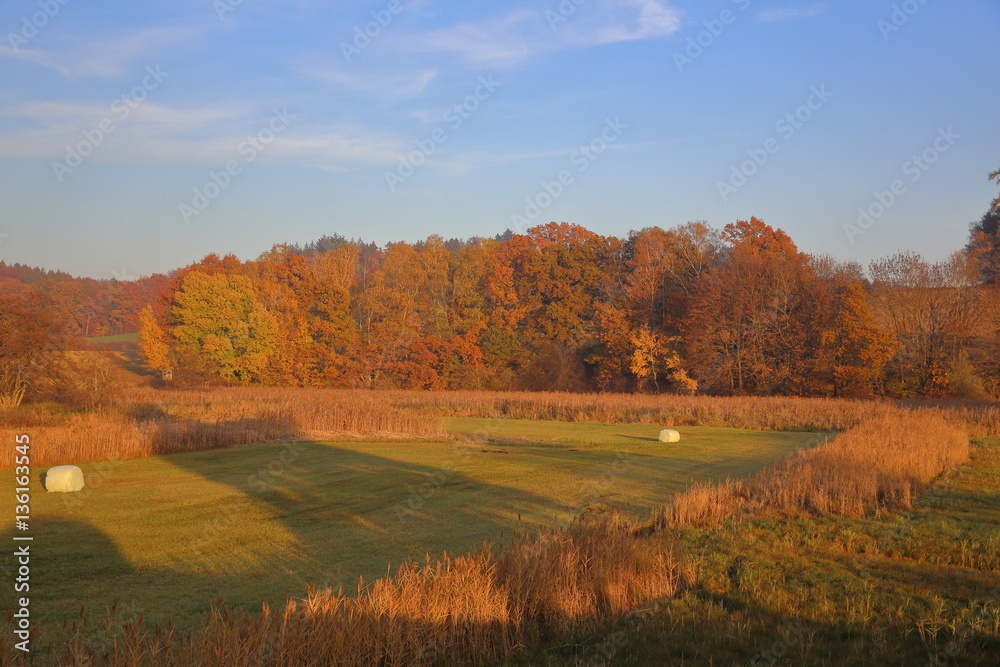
[0,518,286,634]
[528,539,1000,665]
[156,438,575,600]
[0,438,578,643]
[150,431,813,606]
[617,435,660,443]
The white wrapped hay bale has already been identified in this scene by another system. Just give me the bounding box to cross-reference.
[44,465,85,493]
[658,429,680,443]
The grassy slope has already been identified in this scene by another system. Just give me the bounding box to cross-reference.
[85,333,139,344]
[526,439,1000,666]
[84,332,150,379]
[1,420,816,634]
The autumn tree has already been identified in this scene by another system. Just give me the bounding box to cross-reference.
[305,244,360,386]
[138,305,172,376]
[823,283,899,396]
[444,239,493,388]
[966,169,1000,284]
[490,222,617,389]
[170,271,278,383]
[629,325,696,394]
[586,302,635,391]
[480,236,529,388]
[352,242,423,388]
[0,294,67,406]
[250,246,322,386]
[869,252,981,395]
[623,222,721,331]
[156,253,244,319]
[683,218,820,394]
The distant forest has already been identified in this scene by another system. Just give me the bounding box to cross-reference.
[3,181,1000,399]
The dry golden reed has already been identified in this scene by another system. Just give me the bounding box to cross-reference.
[388,389,1000,437]
[27,515,690,666]
[656,410,970,528]
[0,388,982,665]
[2,387,446,468]
[4,386,997,468]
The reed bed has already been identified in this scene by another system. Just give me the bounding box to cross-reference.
[1,388,446,468]
[386,389,1000,437]
[5,387,998,468]
[124,387,450,436]
[0,389,982,665]
[654,410,970,528]
[16,515,691,666]
[386,390,887,432]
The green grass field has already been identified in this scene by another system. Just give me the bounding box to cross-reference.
[2,419,820,633]
[523,438,1000,665]
[85,333,139,344]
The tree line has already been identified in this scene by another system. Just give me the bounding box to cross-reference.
[3,172,999,403]
[134,209,1000,397]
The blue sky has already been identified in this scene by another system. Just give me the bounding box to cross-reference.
[0,0,997,279]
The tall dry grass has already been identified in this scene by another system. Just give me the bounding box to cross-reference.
[5,386,999,468]
[27,515,691,666]
[654,410,970,528]
[1,388,446,468]
[0,389,983,665]
[387,389,1000,436]
[388,390,886,431]
[124,387,449,436]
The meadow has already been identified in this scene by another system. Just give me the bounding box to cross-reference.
[524,437,1000,665]
[0,418,815,636]
[1,386,997,664]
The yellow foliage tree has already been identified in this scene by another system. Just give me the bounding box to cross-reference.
[629,325,697,394]
[137,306,171,374]
[170,272,278,383]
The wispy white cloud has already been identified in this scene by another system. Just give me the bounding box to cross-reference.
[4,101,236,127]
[0,25,203,78]
[0,100,406,168]
[0,45,70,76]
[433,148,572,174]
[0,2,683,173]
[300,60,439,100]
[294,1,681,108]
[590,0,683,44]
[398,9,538,66]
[390,1,682,67]
[429,138,659,175]
[757,3,828,23]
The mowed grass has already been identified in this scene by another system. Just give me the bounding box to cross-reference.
[1,419,817,636]
[524,438,1000,665]
[85,333,139,344]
